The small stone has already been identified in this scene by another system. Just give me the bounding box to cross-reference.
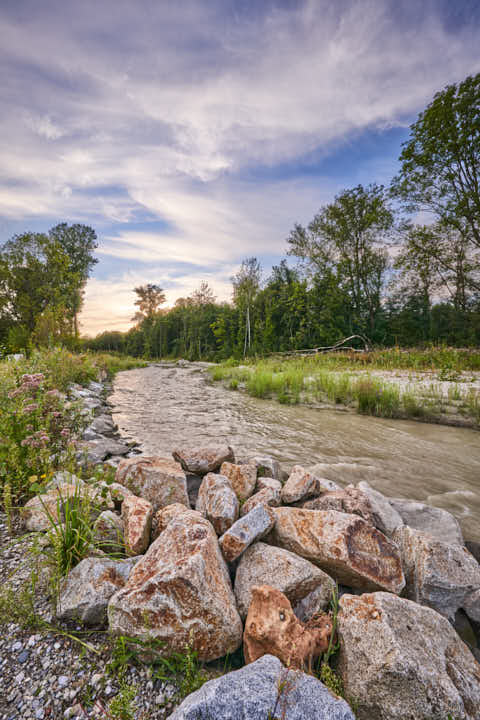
[58,675,69,687]
[18,650,29,663]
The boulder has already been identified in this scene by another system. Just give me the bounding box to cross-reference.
[337,592,480,720]
[219,505,276,563]
[234,542,335,620]
[244,585,332,670]
[121,495,153,556]
[303,487,374,525]
[393,525,480,619]
[256,477,282,494]
[195,473,239,535]
[152,503,192,541]
[93,510,124,553]
[169,654,355,720]
[116,456,189,511]
[108,508,243,661]
[248,456,283,481]
[240,487,281,516]
[389,498,464,546]
[172,444,235,475]
[90,414,117,436]
[57,557,139,626]
[281,466,322,504]
[269,507,405,593]
[219,462,257,501]
[22,483,113,532]
[357,481,403,536]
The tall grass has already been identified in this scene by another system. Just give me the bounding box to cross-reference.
[208,353,480,425]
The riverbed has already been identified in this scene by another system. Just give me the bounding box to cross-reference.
[109,363,480,541]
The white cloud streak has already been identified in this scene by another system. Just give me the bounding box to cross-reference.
[0,0,479,332]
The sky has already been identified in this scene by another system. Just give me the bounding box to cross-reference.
[1,0,479,336]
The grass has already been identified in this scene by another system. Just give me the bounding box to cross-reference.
[208,348,480,426]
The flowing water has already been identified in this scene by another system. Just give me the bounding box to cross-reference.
[109,364,480,541]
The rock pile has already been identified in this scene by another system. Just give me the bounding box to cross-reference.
[24,441,480,718]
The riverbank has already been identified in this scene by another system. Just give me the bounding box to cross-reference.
[208,349,480,429]
[1,352,480,718]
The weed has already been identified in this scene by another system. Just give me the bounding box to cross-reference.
[107,682,138,720]
[43,484,97,578]
[154,642,208,702]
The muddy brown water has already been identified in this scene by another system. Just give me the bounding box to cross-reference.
[109,364,480,542]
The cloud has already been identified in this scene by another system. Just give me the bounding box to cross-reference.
[0,0,479,333]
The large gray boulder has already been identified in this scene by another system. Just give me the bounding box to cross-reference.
[116,456,189,511]
[234,542,335,620]
[108,508,243,662]
[337,592,480,720]
[393,525,480,619]
[389,498,463,546]
[57,557,139,626]
[195,473,239,535]
[268,507,405,593]
[169,654,355,720]
[357,481,403,536]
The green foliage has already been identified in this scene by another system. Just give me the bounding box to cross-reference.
[0,348,146,506]
[154,644,208,702]
[209,349,480,424]
[44,485,96,577]
[107,682,138,720]
[107,635,207,706]
[0,223,98,348]
[392,72,480,250]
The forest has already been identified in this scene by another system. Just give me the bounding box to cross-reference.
[1,72,479,360]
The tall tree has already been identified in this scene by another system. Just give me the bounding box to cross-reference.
[132,284,166,321]
[232,258,262,356]
[48,223,98,336]
[288,184,392,337]
[391,73,480,249]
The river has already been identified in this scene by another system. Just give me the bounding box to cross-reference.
[109,363,480,542]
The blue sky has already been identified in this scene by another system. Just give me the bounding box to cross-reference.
[1,0,479,335]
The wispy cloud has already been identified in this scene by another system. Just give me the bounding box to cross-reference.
[0,0,479,332]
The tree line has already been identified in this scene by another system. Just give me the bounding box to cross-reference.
[1,72,479,357]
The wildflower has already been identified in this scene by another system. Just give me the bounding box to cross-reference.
[23,403,39,413]
[60,428,70,437]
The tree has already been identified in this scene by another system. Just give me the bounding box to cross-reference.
[391,73,480,249]
[0,223,98,347]
[288,184,393,337]
[132,284,166,321]
[232,258,262,356]
[48,223,98,336]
